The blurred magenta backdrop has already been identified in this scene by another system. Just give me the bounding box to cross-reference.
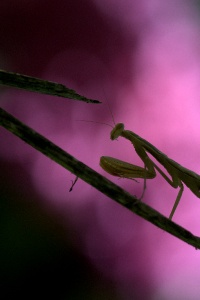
[1,0,200,298]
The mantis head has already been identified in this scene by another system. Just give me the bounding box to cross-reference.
[110,123,124,140]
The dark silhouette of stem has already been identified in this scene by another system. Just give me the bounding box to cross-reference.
[0,70,101,103]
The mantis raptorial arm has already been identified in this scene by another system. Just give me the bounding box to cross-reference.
[100,123,200,220]
[100,155,183,220]
[100,157,155,179]
[100,156,155,200]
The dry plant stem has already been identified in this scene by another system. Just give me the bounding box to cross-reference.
[0,107,200,249]
[0,70,101,104]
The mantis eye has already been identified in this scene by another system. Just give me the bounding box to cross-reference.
[110,123,124,140]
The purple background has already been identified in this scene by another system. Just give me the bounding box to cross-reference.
[1,0,200,298]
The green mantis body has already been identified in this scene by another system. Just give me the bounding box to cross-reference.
[100,123,200,219]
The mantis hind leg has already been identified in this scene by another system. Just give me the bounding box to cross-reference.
[134,145,184,219]
[152,162,184,219]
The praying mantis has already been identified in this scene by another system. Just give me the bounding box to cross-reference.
[100,123,200,220]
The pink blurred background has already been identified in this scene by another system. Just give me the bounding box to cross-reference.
[1,0,200,298]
